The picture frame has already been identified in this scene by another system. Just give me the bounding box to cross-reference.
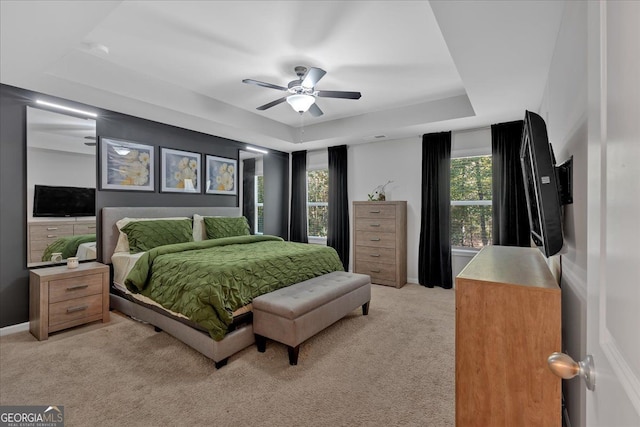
[160,148,201,193]
[205,155,237,195]
[100,137,154,191]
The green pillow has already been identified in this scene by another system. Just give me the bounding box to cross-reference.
[204,216,250,239]
[121,219,193,253]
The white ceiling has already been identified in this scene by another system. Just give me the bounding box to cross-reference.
[0,1,565,153]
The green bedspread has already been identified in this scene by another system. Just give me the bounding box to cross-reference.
[42,234,96,261]
[124,235,344,340]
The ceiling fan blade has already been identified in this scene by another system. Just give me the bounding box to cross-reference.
[242,79,287,91]
[301,67,326,88]
[308,103,323,117]
[316,90,361,99]
[256,97,287,111]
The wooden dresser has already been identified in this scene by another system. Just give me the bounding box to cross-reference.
[28,219,96,263]
[353,201,407,288]
[29,262,110,340]
[455,246,561,426]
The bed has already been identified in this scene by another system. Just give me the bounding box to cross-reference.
[102,206,344,368]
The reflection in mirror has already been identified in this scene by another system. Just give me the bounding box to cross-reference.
[239,151,264,235]
[27,107,97,267]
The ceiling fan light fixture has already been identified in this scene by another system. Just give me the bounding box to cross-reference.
[286,94,315,113]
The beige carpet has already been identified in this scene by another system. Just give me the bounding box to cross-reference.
[0,284,454,426]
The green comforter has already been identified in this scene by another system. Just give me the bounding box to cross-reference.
[42,234,96,261]
[124,235,344,340]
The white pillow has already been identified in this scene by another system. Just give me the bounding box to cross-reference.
[114,217,190,253]
[193,214,220,241]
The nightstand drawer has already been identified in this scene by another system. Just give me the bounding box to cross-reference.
[355,204,397,219]
[355,231,396,248]
[355,218,396,233]
[355,246,396,264]
[49,273,103,303]
[49,294,103,329]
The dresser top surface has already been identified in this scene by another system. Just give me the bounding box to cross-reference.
[457,246,559,291]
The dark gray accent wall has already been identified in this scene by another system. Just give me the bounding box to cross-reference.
[0,83,290,328]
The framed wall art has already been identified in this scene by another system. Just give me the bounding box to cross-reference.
[160,148,201,193]
[205,155,237,195]
[100,137,154,191]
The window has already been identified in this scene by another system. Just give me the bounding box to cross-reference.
[307,169,328,239]
[450,155,492,249]
[255,175,264,234]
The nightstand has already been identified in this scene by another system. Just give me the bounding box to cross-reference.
[29,261,110,340]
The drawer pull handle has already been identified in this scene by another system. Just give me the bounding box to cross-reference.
[370,269,381,273]
[369,223,381,227]
[46,227,58,231]
[66,305,88,314]
[369,210,380,214]
[47,234,58,238]
[370,238,381,241]
[66,284,89,291]
[370,254,381,257]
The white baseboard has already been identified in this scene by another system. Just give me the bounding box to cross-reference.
[0,322,29,336]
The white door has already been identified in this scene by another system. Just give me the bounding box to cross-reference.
[586,1,640,425]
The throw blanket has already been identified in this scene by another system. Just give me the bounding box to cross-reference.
[42,234,96,261]
[125,235,344,340]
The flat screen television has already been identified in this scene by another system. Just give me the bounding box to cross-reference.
[520,111,564,257]
[33,185,95,217]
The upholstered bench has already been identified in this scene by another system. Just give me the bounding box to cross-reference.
[253,271,371,365]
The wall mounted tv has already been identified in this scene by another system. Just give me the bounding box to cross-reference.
[33,185,95,217]
[520,111,572,258]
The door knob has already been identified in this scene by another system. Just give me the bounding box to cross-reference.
[547,352,596,391]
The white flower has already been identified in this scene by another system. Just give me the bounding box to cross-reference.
[178,157,189,170]
[227,165,235,175]
[189,159,197,170]
[216,175,222,184]
[124,150,139,161]
[182,167,194,180]
[222,172,233,190]
[220,163,227,173]
[174,170,183,181]
[127,161,149,186]
[138,152,150,165]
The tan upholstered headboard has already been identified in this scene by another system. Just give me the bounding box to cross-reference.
[101,207,241,264]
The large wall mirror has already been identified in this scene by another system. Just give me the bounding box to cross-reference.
[26,106,97,267]
[239,150,264,234]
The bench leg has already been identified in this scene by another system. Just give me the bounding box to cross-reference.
[288,345,300,365]
[255,334,267,352]
[362,301,370,316]
[214,358,228,369]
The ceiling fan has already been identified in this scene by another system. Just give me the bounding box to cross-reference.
[242,66,361,117]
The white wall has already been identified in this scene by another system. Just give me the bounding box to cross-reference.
[347,128,490,284]
[538,1,588,425]
[27,147,96,221]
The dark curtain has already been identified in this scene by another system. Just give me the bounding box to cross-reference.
[328,145,349,270]
[242,158,256,234]
[418,132,452,289]
[290,150,308,243]
[491,120,530,247]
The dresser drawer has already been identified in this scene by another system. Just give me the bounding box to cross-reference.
[355,204,397,219]
[355,218,396,233]
[49,273,104,303]
[355,261,397,285]
[30,239,59,251]
[74,223,97,234]
[355,231,396,249]
[48,294,103,329]
[30,224,74,240]
[355,246,396,264]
